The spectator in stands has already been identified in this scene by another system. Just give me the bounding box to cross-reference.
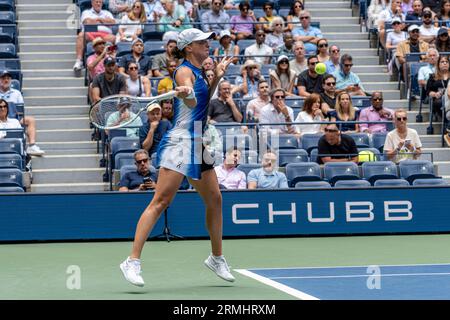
[87,37,111,81]
[177,0,195,20]
[139,103,172,155]
[106,97,142,137]
[161,99,174,121]
[317,123,359,164]
[386,17,407,73]
[247,80,270,122]
[419,9,438,43]
[259,88,297,134]
[125,61,152,97]
[295,93,324,136]
[213,30,240,65]
[109,0,134,19]
[208,81,243,124]
[435,28,450,52]
[367,0,390,31]
[276,32,295,56]
[244,29,274,65]
[151,39,177,77]
[214,147,247,189]
[199,0,212,9]
[325,45,341,74]
[426,54,450,120]
[119,149,158,192]
[205,69,215,85]
[320,74,337,115]
[435,0,450,28]
[119,38,153,77]
[377,0,405,49]
[384,109,422,162]
[359,91,394,133]
[269,55,297,95]
[297,55,325,98]
[156,0,192,33]
[235,59,265,99]
[157,59,177,94]
[91,57,128,104]
[329,92,361,133]
[257,2,280,33]
[0,72,44,156]
[116,1,146,43]
[289,41,307,75]
[406,0,424,22]
[418,48,439,88]
[230,1,256,41]
[265,18,285,51]
[334,54,367,96]
[0,99,22,139]
[316,38,330,63]
[247,150,288,189]
[292,10,323,55]
[201,0,231,36]
[143,0,166,22]
[202,56,215,71]
[401,0,414,13]
[74,0,116,72]
[286,0,305,33]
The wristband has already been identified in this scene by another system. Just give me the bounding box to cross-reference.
[186,88,196,100]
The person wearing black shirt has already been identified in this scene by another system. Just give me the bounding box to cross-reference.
[317,123,359,164]
[297,55,325,97]
[320,74,337,115]
[426,55,450,120]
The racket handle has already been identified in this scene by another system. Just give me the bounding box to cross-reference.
[155,90,177,101]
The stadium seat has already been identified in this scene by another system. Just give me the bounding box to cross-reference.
[142,25,163,42]
[284,98,304,109]
[0,25,16,44]
[114,152,135,170]
[294,181,331,189]
[309,148,319,163]
[0,186,24,193]
[209,40,221,54]
[348,132,370,147]
[226,64,241,75]
[323,162,360,185]
[214,122,242,138]
[399,160,437,184]
[239,150,258,164]
[374,178,410,187]
[116,42,132,57]
[334,179,371,188]
[300,133,323,153]
[362,161,398,185]
[285,162,322,187]
[261,64,275,75]
[0,168,23,189]
[237,39,254,53]
[267,134,300,149]
[371,132,387,152]
[0,0,15,12]
[408,62,428,111]
[119,164,136,180]
[109,137,140,175]
[358,147,382,162]
[0,58,21,71]
[0,43,16,58]
[222,134,253,151]
[278,149,309,167]
[10,78,20,91]
[253,8,265,19]
[412,178,449,186]
[144,41,165,56]
[237,163,261,177]
[0,153,23,170]
[352,96,371,109]
[0,138,23,156]
[0,11,14,24]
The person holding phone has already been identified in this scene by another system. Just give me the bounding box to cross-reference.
[333,54,366,96]
[119,149,158,191]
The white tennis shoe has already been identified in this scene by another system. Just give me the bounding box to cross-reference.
[120,257,145,287]
[204,254,235,282]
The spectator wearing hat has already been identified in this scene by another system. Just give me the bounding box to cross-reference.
[235,59,265,99]
[265,17,285,51]
[291,10,323,55]
[386,17,407,70]
[259,88,297,134]
[106,97,143,138]
[214,147,247,190]
[276,32,295,56]
[419,9,439,44]
[143,0,166,22]
[246,80,270,122]
[406,0,424,22]
[139,102,172,155]
[74,0,116,72]
[118,38,153,78]
[87,37,115,81]
[116,1,147,43]
[269,55,297,95]
[435,28,450,52]
[0,71,45,156]
[333,54,366,96]
[151,39,177,77]
[157,59,178,94]
[230,1,256,41]
[244,29,274,65]
[91,57,128,104]
[289,40,307,75]
[247,150,288,189]
[377,0,405,49]
[201,0,231,36]
[325,44,341,74]
[208,81,243,124]
[297,55,325,98]
[213,30,240,65]
[317,123,359,164]
[119,149,158,192]
[156,0,192,33]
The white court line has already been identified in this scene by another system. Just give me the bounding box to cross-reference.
[234,269,320,300]
[249,262,450,271]
[270,272,450,280]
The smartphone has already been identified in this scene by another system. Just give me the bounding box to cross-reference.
[108,45,117,52]
[143,176,152,183]
[405,139,411,146]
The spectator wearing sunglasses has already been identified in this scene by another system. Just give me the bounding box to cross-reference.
[325,45,341,74]
[230,1,256,41]
[119,149,158,191]
[244,29,274,65]
[358,91,394,134]
[316,38,330,63]
[286,0,305,32]
[276,32,295,56]
[317,123,359,164]
[333,54,366,96]
[259,88,297,134]
[257,2,280,33]
[435,28,450,53]
[419,9,438,44]
[201,0,231,36]
[434,0,450,28]
[384,109,422,163]
[297,55,325,98]
[265,17,285,50]
[320,74,338,115]
[386,17,407,74]
[291,10,323,55]
[377,0,405,50]
[269,55,297,95]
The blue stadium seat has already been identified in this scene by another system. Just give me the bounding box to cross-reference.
[300,133,323,153]
[352,96,371,109]
[285,162,322,186]
[0,138,23,156]
[348,132,370,147]
[284,98,304,109]
[323,162,360,185]
[10,78,20,91]
[108,129,127,140]
[114,152,135,170]
[294,181,331,189]
[278,149,309,167]
[222,134,253,151]
[371,132,387,152]
[144,41,165,56]
[0,11,15,24]
[253,8,265,19]
[237,163,261,177]
[374,178,410,187]
[237,39,254,52]
[109,137,140,174]
[362,161,398,185]
[0,43,16,58]
[209,40,221,54]
[261,64,275,75]
[278,8,290,18]
[214,122,242,138]
[334,179,371,188]
[273,134,300,149]
[0,186,24,193]
[0,58,20,70]
[408,62,428,111]
[0,168,23,189]
[0,25,16,44]
[85,42,94,58]
[412,178,449,186]
[0,153,23,170]
[399,160,437,184]
[0,0,15,12]
[239,150,258,164]
[309,148,319,163]
[116,42,132,57]
[142,25,163,42]
[357,147,382,162]
[226,64,241,75]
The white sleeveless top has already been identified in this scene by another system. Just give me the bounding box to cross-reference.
[126,76,145,97]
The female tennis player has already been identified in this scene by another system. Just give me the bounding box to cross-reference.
[120,28,234,287]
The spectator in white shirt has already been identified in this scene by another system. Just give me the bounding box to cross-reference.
[295,93,324,136]
[259,88,296,134]
[377,0,405,49]
[214,147,247,189]
[143,0,166,21]
[419,9,438,44]
[0,99,21,139]
[244,29,274,65]
[116,1,147,43]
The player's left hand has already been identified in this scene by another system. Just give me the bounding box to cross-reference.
[215,56,234,79]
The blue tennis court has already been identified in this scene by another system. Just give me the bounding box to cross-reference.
[236,264,450,300]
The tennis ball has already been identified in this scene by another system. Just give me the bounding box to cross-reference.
[315,62,327,75]
[358,150,376,162]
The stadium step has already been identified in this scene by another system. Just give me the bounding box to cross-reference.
[19,35,77,44]
[34,116,91,130]
[36,129,93,142]
[21,60,76,70]
[19,0,71,4]
[18,20,71,29]
[22,69,77,78]
[20,52,76,61]
[19,27,76,36]
[16,3,73,11]
[18,11,79,21]
[31,168,106,184]
[36,141,98,155]
[19,42,76,52]
[30,182,108,193]
[307,9,353,18]
[305,1,350,9]
[31,154,102,170]
[23,87,87,97]
[24,95,87,106]
[26,105,90,116]
[23,77,85,88]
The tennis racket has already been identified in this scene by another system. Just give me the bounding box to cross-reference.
[89,91,177,130]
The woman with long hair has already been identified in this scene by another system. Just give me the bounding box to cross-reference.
[329,92,360,133]
[435,28,450,52]
[119,29,234,287]
[116,1,146,43]
[269,55,297,95]
[286,0,304,32]
[435,0,450,28]
[294,93,324,135]
[426,55,450,120]
[316,38,330,63]
[125,61,152,97]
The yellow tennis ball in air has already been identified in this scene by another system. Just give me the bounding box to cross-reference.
[315,62,327,75]
[358,150,376,162]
